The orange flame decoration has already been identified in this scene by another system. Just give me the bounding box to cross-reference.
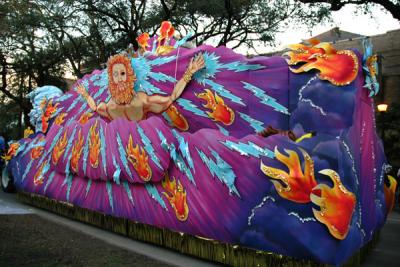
[159,21,175,41]
[33,160,47,186]
[260,148,318,203]
[24,127,34,138]
[30,146,44,160]
[156,21,175,55]
[126,135,152,181]
[88,121,100,168]
[196,89,235,125]
[2,143,20,161]
[70,130,84,173]
[165,105,189,131]
[79,112,93,125]
[384,175,397,215]
[41,100,59,133]
[366,54,378,79]
[162,175,189,221]
[52,131,68,165]
[136,32,150,50]
[284,40,358,86]
[40,98,47,109]
[310,169,356,240]
[54,113,67,126]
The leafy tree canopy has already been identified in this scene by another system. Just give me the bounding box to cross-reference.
[0,0,335,139]
[296,0,400,21]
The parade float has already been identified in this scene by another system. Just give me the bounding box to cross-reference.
[2,21,397,266]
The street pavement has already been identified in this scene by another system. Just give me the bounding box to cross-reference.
[1,190,399,266]
[362,210,400,266]
[0,190,221,267]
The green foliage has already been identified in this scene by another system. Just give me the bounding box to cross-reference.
[295,0,400,21]
[0,100,21,140]
[0,0,333,137]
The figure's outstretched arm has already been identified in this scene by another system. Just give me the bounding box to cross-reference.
[145,54,205,114]
[76,84,110,119]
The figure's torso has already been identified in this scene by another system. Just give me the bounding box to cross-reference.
[106,92,148,121]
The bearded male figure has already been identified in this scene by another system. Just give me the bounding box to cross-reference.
[77,54,205,121]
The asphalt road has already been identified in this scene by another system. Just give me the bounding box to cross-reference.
[1,190,399,266]
[0,190,221,267]
[361,210,400,267]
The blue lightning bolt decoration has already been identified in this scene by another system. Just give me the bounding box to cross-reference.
[116,133,134,180]
[20,144,31,158]
[193,52,222,82]
[162,113,173,125]
[67,97,83,113]
[91,70,109,100]
[193,52,273,106]
[136,125,162,170]
[63,127,77,161]
[52,107,64,118]
[65,156,72,178]
[217,125,229,136]
[85,179,92,198]
[157,129,195,185]
[99,125,107,175]
[132,57,153,94]
[20,142,33,158]
[172,129,194,171]
[196,147,240,197]
[148,72,176,83]
[122,180,134,205]
[21,137,46,158]
[171,143,195,184]
[21,161,34,182]
[106,181,114,212]
[238,112,265,132]
[64,134,77,179]
[241,82,289,114]
[38,127,64,166]
[203,79,244,105]
[65,113,78,126]
[222,62,265,72]
[65,173,73,202]
[112,155,121,185]
[145,183,167,210]
[57,93,73,102]
[193,52,243,105]
[157,130,169,150]
[76,102,89,114]
[80,79,90,89]
[220,140,274,158]
[131,57,173,95]
[176,98,207,117]
[139,78,166,95]
[82,131,90,176]
[105,95,111,102]
[44,171,56,193]
[14,142,27,157]
[147,56,177,66]
[174,32,194,48]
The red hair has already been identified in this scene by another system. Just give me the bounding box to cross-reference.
[107,54,136,104]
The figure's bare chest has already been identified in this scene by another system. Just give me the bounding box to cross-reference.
[107,98,145,121]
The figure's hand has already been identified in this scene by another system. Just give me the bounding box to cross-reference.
[76,84,88,97]
[76,84,96,111]
[187,53,205,74]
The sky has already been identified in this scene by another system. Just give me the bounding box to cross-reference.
[246,4,400,54]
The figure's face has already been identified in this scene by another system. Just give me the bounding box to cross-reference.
[112,63,127,83]
[107,54,135,104]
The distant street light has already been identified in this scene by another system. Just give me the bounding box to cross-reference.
[377,103,389,112]
[377,103,389,144]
